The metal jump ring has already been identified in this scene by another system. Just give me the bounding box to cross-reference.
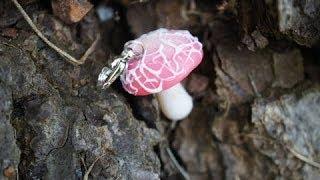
[98,42,144,89]
[124,40,145,59]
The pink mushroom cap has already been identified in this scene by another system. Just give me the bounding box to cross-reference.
[120,28,203,96]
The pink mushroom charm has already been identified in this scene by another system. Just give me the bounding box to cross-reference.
[121,28,203,120]
[98,28,203,121]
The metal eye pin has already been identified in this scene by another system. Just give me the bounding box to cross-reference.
[98,41,144,89]
[98,48,135,89]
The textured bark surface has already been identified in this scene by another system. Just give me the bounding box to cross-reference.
[0,0,320,179]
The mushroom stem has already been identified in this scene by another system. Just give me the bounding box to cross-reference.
[156,83,193,121]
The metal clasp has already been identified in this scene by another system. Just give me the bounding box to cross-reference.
[98,48,135,89]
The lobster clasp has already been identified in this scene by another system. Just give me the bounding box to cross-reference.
[98,48,135,89]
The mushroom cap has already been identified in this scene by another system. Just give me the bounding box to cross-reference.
[120,28,203,96]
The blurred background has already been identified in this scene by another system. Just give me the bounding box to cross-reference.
[1,0,320,179]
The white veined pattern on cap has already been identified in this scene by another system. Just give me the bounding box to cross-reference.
[120,28,203,96]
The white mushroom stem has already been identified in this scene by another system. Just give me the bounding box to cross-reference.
[156,83,193,121]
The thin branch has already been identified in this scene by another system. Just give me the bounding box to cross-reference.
[81,157,88,171]
[221,92,231,118]
[288,148,320,169]
[83,154,105,180]
[248,73,262,98]
[245,133,320,169]
[166,147,190,180]
[11,0,100,66]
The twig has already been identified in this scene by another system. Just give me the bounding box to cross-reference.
[166,147,190,180]
[221,92,231,118]
[83,154,105,180]
[248,73,262,98]
[1,42,17,49]
[11,0,100,66]
[245,133,320,169]
[81,157,88,171]
[288,148,320,169]
[170,121,177,130]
